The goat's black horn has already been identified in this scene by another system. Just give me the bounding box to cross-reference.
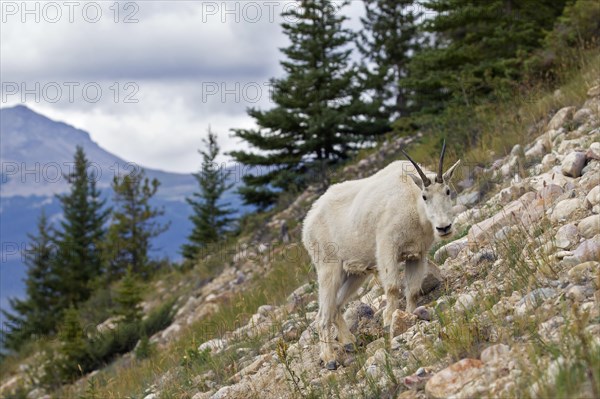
[401,149,431,187]
[437,139,446,183]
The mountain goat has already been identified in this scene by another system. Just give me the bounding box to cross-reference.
[302,142,460,370]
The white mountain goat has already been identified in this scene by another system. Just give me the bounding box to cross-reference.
[302,142,460,370]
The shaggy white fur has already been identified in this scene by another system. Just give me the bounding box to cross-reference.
[302,156,460,370]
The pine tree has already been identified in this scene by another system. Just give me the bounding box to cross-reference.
[2,211,60,350]
[405,0,568,113]
[103,169,169,279]
[181,129,234,261]
[357,0,423,118]
[231,0,388,208]
[113,267,143,324]
[56,306,87,381]
[53,146,109,309]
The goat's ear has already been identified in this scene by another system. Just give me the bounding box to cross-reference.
[407,173,423,189]
[443,160,461,182]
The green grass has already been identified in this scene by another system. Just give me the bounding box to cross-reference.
[53,243,315,398]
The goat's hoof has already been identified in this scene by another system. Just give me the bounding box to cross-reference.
[325,360,338,370]
[344,343,356,353]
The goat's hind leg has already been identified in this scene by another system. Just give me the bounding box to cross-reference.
[317,260,344,370]
[335,272,369,352]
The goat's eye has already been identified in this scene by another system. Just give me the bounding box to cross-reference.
[446,189,450,195]
[422,195,427,201]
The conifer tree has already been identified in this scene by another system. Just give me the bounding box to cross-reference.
[357,0,422,118]
[103,169,168,279]
[231,0,388,208]
[2,211,59,350]
[405,0,568,113]
[181,129,233,261]
[54,146,109,309]
[56,306,87,381]
[113,267,142,324]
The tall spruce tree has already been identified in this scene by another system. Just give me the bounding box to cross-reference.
[231,0,388,208]
[2,211,60,350]
[54,146,109,309]
[357,0,422,118]
[181,129,233,261]
[405,0,568,113]
[103,169,168,279]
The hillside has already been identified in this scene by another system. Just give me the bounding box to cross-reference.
[1,79,599,398]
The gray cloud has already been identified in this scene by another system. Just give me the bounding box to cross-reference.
[1,1,365,173]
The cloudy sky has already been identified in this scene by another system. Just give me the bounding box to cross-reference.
[1,1,366,173]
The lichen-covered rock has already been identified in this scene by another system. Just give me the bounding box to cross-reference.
[390,309,417,338]
[425,359,485,399]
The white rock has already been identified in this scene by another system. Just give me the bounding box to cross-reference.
[573,235,600,262]
[555,223,579,249]
[551,198,582,223]
[541,153,558,171]
[561,152,587,177]
[586,186,600,208]
[588,85,600,98]
[525,140,547,160]
[455,293,475,312]
[433,238,468,263]
[480,344,510,364]
[578,215,600,239]
[573,108,593,125]
[547,106,575,130]
[587,142,600,160]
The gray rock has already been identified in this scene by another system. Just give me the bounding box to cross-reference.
[561,151,587,177]
[412,306,432,321]
[473,249,497,265]
[422,261,443,294]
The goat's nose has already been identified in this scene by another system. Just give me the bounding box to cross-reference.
[436,224,452,233]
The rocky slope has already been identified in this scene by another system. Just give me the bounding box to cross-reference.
[1,85,599,398]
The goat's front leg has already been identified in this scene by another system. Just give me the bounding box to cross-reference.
[404,253,427,312]
[376,240,402,329]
